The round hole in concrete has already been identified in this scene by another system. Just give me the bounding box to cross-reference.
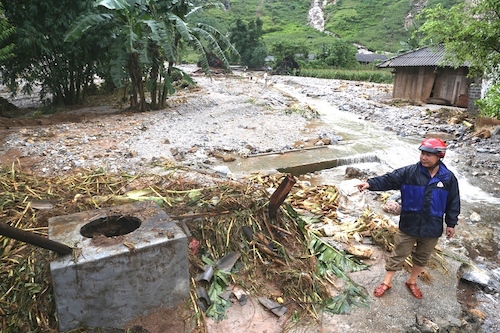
[80,215,141,238]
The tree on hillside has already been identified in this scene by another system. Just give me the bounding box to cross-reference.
[229,18,267,69]
[417,0,500,119]
[66,0,237,112]
[1,0,107,105]
[317,39,358,69]
[270,41,308,75]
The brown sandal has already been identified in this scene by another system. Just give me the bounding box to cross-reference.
[405,282,422,299]
[374,283,391,297]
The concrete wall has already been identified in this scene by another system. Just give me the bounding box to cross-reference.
[468,78,482,115]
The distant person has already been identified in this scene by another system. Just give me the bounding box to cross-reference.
[356,138,460,299]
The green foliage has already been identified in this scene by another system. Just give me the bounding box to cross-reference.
[66,0,237,111]
[324,0,412,53]
[285,205,370,315]
[309,236,368,275]
[1,0,106,105]
[270,41,308,62]
[192,0,464,55]
[417,0,500,78]
[308,235,369,314]
[317,39,358,69]
[269,41,308,75]
[229,18,267,68]
[196,0,342,57]
[66,0,166,110]
[476,83,500,119]
[322,0,462,53]
[201,256,232,321]
[299,68,394,84]
[0,4,15,63]
[326,283,369,314]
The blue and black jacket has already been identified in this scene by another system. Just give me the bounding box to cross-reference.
[367,162,460,238]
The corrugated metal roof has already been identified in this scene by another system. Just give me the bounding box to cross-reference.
[377,45,469,68]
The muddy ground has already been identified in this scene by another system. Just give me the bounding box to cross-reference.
[1,67,499,333]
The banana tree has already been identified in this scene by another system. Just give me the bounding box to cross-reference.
[65,0,237,111]
[143,0,237,108]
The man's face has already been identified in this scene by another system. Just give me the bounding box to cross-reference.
[420,151,440,168]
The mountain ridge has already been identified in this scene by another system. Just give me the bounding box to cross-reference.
[199,0,464,54]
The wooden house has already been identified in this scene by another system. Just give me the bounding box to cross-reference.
[377,46,470,107]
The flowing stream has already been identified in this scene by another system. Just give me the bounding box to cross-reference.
[227,81,500,330]
[229,82,500,247]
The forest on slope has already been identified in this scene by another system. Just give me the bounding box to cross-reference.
[196,0,464,54]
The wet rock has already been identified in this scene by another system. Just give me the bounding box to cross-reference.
[459,263,491,288]
[344,167,367,179]
[469,211,481,222]
[486,268,500,293]
[213,165,232,178]
[314,139,325,146]
[419,316,440,332]
[405,314,473,333]
[492,126,500,136]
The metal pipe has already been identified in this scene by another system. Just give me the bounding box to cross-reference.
[0,222,73,255]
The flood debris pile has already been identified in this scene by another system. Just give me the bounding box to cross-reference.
[186,173,373,328]
[0,164,448,332]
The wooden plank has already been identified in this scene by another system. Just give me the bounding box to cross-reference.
[415,67,425,100]
[421,68,436,101]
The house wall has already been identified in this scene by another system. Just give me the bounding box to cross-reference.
[392,67,469,106]
[432,67,469,106]
[393,67,436,101]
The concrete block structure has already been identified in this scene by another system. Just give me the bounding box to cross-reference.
[48,201,188,332]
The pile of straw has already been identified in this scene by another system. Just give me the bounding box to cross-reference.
[0,164,422,332]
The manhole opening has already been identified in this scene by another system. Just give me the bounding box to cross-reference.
[80,215,142,238]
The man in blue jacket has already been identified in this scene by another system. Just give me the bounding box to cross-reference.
[356,138,460,299]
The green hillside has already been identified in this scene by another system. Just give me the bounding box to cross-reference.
[194,0,333,54]
[324,0,463,52]
[196,0,463,54]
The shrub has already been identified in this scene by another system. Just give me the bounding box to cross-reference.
[298,68,393,84]
[476,83,500,120]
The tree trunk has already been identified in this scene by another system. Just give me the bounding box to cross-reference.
[128,53,145,111]
[150,44,160,110]
[159,62,173,109]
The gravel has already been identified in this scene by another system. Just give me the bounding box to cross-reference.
[2,69,499,195]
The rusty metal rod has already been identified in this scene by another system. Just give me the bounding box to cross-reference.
[0,222,72,255]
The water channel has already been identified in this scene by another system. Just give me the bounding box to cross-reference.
[230,83,500,221]
[226,82,500,331]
